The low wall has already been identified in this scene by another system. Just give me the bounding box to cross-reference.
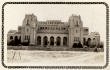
[7,46,104,52]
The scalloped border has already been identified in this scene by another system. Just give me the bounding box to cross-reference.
[1,2,109,69]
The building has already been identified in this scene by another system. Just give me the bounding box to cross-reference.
[88,32,100,47]
[7,14,100,48]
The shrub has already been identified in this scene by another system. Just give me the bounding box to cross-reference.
[21,42,29,46]
[77,42,83,48]
[72,43,77,48]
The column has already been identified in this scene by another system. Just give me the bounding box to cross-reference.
[41,36,43,47]
[54,37,56,47]
[21,34,24,43]
[61,37,63,47]
[48,36,50,47]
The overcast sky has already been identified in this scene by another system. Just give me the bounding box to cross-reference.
[4,4,106,42]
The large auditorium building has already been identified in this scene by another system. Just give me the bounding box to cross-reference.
[7,14,100,48]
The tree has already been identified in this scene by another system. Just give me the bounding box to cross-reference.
[8,39,15,46]
[72,43,77,48]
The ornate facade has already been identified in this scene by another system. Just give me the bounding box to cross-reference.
[7,14,100,48]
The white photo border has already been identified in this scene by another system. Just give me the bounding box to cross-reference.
[1,2,109,69]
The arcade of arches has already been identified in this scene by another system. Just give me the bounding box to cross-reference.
[36,36,68,46]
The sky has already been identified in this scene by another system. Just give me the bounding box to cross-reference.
[4,4,106,42]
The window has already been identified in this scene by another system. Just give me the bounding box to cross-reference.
[64,28,66,30]
[42,27,44,29]
[74,37,80,42]
[45,27,47,29]
[25,35,30,40]
[18,27,21,30]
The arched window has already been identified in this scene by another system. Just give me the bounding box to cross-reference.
[42,27,44,29]
[45,27,47,29]
[40,27,42,29]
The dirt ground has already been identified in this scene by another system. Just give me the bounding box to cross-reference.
[7,50,105,66]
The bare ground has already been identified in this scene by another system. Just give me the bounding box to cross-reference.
[7,50,105,66]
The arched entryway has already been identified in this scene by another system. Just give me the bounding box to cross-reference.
[43,36,48,46]
[56,37,61,46]
[37,36,41,46]
[50,36,54,46]
[63,37,67,46]
[92,38,96,48]
[87,38,91,47]
[14,36,19,45]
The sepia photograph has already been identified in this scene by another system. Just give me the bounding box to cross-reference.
[2,2,107,67]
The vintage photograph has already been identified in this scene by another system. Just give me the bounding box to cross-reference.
[4,3,106,66]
